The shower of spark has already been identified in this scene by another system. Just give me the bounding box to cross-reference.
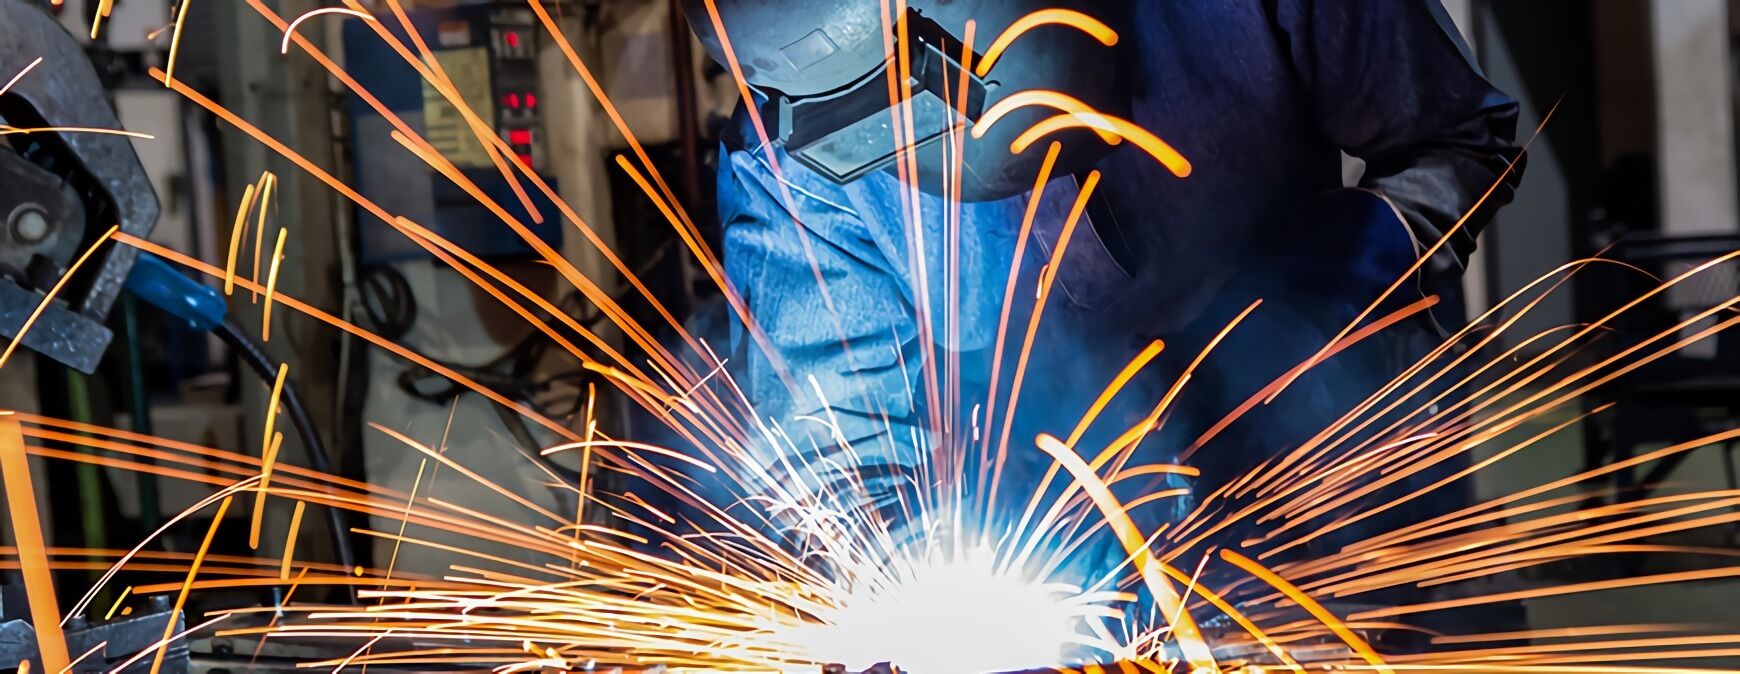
[783,546,1112,673]
[4,1,1740,673]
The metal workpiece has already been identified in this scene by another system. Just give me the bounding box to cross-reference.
[0,279,113,372]
[0,0,159,372]
[0,588,187,673]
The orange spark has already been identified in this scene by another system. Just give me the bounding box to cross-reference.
[1067,339,1166,448]
[0,417,68,672]
[251,171,276,301]
[248,431,283,550]
[90,0,114,39]
[103,585,132,621]
[1009,112,1192,178]
[261,227,287,341]
[164,0,192,85]
[281,500,306,579]
[977,9,1118,77]
[972,90,1123,147]
[1108,464,1202,485]
[1220,549,1392,673]
[1034,434,1218,671]
[224,182,258,295]
[540,439,716,474]
[250,362,289,549]
[978,140,1062,474]
[988,170,1101,510]
[150,496,232,674]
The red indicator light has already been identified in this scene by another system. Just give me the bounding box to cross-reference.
[504,31,521,48]
[525,93,537,109]
[508,128,532,145]
[502,93,520,109]
[517,153,534,166]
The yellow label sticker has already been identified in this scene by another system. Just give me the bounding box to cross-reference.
[421,48,496,169]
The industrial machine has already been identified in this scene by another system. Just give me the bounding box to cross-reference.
[1,0,358,668]
[342,2,562,263]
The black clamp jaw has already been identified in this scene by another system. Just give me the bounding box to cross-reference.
[0,0,159,374]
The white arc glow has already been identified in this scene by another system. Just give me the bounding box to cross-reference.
[782,547,1092,673]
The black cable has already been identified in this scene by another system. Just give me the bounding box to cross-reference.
[393,287,601,420]
[490,401,544,459]
[489,400,582,491]
[215,318,358,578]
[359,265,417,342]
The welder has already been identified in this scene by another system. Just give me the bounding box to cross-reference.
[679,0,1522,588]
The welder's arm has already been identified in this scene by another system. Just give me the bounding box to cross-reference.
[1274,0,1523,310]
[716,119,1019,531]
[717,138,924,519]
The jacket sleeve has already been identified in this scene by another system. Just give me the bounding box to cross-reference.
[1271,0,1524,307]
[720,149,911,450]
[715,107,938,522]
[715,106,1026,522]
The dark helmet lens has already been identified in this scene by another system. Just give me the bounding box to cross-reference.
[776,8,988,184]
[790,89,962,183]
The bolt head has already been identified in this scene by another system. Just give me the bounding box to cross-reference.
[9,205,51,243]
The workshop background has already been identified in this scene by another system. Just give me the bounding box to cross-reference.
[3,0,1739,667]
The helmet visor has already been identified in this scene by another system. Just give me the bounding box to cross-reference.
[772,8,988,184]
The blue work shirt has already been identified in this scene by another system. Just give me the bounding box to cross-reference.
[711,0,1521,543]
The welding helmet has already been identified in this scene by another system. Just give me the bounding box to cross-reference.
[682,0,1130,202]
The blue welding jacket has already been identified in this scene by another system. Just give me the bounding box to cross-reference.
[708,0,1522,558]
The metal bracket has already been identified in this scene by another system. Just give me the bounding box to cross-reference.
[0,0,159,373]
